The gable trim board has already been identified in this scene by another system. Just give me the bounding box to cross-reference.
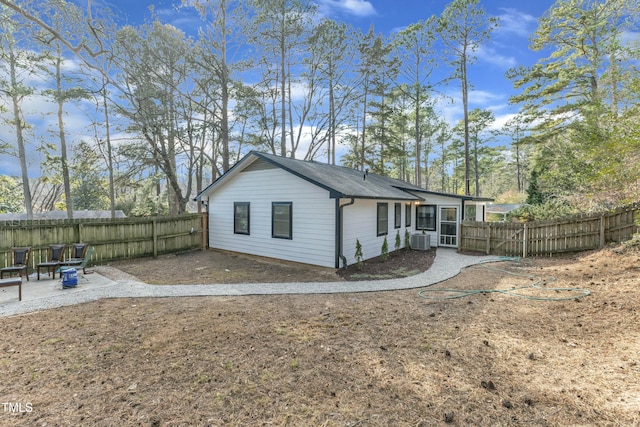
[195,151,491,268]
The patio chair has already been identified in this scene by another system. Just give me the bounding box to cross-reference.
[69,243,89,261]
[0,247,31,281]
[58,245,94,275]
[58,243,88,272]
[37,244,66,280]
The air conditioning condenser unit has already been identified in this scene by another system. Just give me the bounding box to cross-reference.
[410,233,431,251]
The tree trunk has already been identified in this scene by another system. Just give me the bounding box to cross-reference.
[415,84,422,188]
[360,89,368,171]
[474,139,480,197]
[9,47,33,219]
[461,58,471,196]
[220,2,230,172]
[329,77,335,165]
[55,53,73,219]
[279,2,287,157]
[102,83,116,219]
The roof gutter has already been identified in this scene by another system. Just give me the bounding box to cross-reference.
[336,197,355,269]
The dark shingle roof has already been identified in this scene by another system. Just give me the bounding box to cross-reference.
[196,151,492,202]
[196,151,424,201]
[253,152,424,200]
[0,210,127,221]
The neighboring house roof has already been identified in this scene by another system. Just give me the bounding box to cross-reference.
[0,210,127,221]
[196,151,491,202]
[486,204,524,215]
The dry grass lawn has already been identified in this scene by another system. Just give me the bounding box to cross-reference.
[0,246,638,426]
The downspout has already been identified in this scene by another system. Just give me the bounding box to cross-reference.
[203,196,210,250]
[336,197,355,268]
[459,199,465,251]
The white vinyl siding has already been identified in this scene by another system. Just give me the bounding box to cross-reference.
[206,167,336,267]
[464,201,487,221]
[203,162,472,268]
[406,193,464,250]
[341,199,411,267]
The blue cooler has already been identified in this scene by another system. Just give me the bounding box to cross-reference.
[62,268,78,288]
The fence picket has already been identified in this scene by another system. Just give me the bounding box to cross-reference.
[0,214,205,271]
[461,205,639,257]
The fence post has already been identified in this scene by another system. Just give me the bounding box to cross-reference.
[600,215,605,248]
[485,223,491,254]
[152,218,158,258]
[201,213,208,251]
[523,223,528,258]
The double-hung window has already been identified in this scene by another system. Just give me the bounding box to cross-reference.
[405,203,412,227]
[394,203,402,229]
[272,202,292,239]
[416,205,436,231]
[377,203,388,236]
[234,202,250,234]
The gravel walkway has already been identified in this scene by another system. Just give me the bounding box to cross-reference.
[0,249,501,318]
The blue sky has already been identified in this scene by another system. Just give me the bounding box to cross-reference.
[131,0,554,126]
[0,0,558,176]
[119,0,553,122]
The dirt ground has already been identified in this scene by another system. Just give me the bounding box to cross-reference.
[1,245,639,426]
[102,248,437,284]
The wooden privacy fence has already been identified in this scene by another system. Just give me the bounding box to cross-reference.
[0,214,206,271]
[460,205,639,257]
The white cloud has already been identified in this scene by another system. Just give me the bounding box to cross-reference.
[150,6,203,36]
[489,112,518,132]
[289,81,310,102]
[468,90,503,106]
[434,88,508,127]
[0,89,104,177]
[475,45,517,69]
[390,25,408,35]
[494,8,538,38]
[621,30,640,48]
[485,103,510,114]
[316,0,377,18]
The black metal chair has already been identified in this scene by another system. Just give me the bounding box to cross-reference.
[1,247,31,281]
[37,244,66,280]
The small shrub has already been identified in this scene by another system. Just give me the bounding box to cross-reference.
[355,239,364,270]
[395,230,401,251]
[620,219,640,250]
[621,234,640,249]
[404,229,411,249]
[381,237,389,261]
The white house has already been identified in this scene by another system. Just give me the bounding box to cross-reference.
[195,151,491,268]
